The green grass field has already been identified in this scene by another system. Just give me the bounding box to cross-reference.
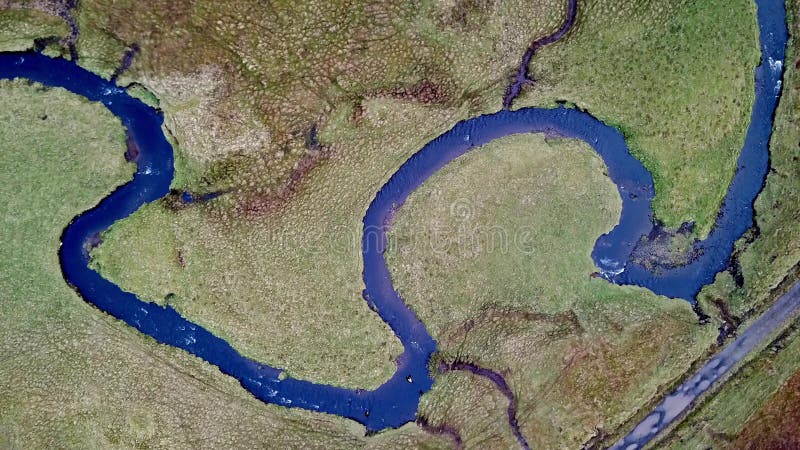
[385,133,716,447]
[69,0,566,390]
[12,0,762,394]
[0,78,454,449]
[519,0,760,236]
[0,8,68,52]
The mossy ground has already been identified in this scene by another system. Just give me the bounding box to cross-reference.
[0,78,450,449]
[0,8,67,52]
[731,362,800,449]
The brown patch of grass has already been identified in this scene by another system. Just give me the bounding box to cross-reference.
[731,370,800,449]
[234,145,335,220]
[444,306,582,346]
[373,80,451,105]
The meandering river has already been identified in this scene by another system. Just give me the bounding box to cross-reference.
[0,0,787,438]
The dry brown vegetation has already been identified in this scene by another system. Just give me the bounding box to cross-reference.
[731,370,800,449]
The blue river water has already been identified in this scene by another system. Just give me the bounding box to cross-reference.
[0,0,785,433]
[609,0,788,300]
